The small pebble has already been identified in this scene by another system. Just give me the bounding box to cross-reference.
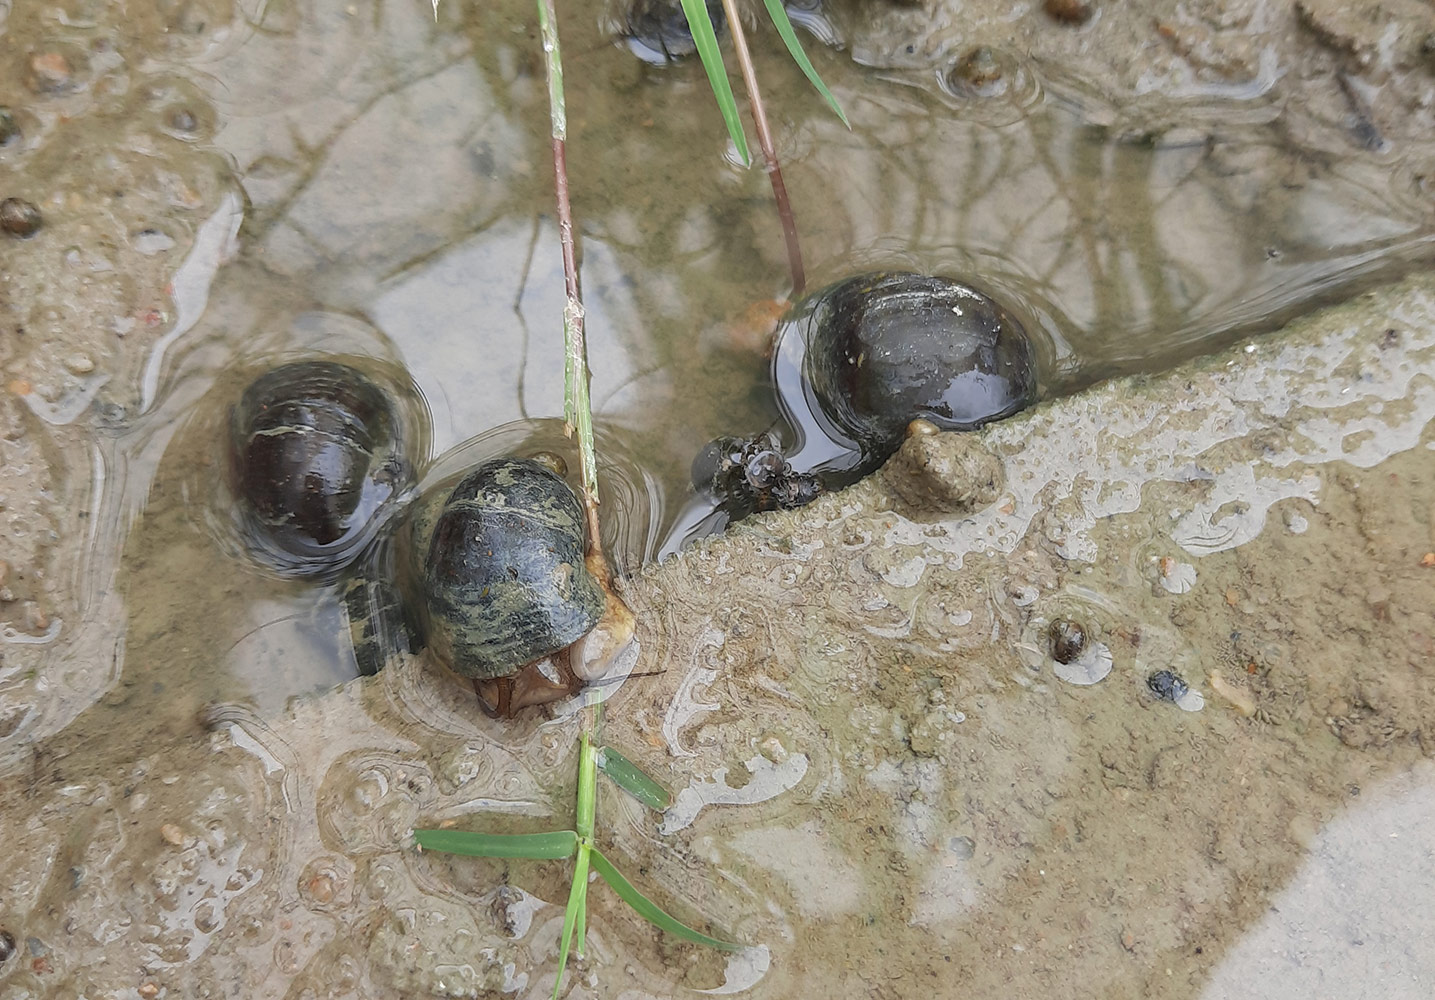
[159,822,186,846]
[1045,0,1094,23]
[1420,552,1435,568]
[1147,669,1189,702]
[64,354,95,375]
[1,198,43,238]
[168,108,198,133]
[0,929,14,962]
[131,229,176,255]
[28,52,73,94]
[0,108,20,146]
[138,983,159,999]
[23,602,48,633]
[952,46,1004,89]
[306,873,336,904]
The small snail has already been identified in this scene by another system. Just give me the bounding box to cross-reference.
[229,360,408,577]
[789,271,1038,465]
[400,457,634,716]
[1048,617,1087,665]
[691,432,824,520]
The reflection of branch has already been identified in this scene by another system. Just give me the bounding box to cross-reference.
[719,0,805,294]
[248,53,471,241]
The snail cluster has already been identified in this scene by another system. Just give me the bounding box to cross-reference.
[228,361,630,717]
[230,271,1038,713]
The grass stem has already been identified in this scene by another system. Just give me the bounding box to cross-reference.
[535,0,607,566]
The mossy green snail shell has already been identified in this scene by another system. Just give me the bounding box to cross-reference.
[409,457,605,680]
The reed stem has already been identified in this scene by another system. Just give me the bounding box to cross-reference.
[535,0,607,565]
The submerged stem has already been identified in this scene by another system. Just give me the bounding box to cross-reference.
[717,0,805,295]
[535,0,606,564]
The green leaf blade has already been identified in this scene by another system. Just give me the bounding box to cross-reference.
[554,846,591,1000]
[760,0,849,127]
[678,0,751,164]
[590,848,743,952]
[597,746,672,811]
[414,828,579,860]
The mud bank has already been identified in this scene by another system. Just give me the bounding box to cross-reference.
[3,274,1433,997]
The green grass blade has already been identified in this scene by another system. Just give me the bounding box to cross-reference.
[414,829,578,860]
[760,0,848,126]
[554,846,591,1000]
[575,878,588,958]
[596,747,672,811]
[577,733,598,840]
[678,0,751,164]
[590,848,743,952]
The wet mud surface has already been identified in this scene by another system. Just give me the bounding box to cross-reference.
[3,0,1435,995]
[4,276,1435,996]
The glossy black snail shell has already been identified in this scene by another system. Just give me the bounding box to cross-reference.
[408,458,605,680]
[621,0,724,65]
[231,360,406,575]
[800,271,1037,455]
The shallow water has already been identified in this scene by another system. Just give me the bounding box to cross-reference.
[3,0,1435,995]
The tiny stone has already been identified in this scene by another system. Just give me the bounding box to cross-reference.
[168,108,199,132]
[306,873,336,904]
[159,822,186,846]
[131,228,176,255]
[879,429,1005,516]
[138,983,160,999]
[28,52,73,94]
[1045,0,1094,24]
[947,835,976,859]
[23,602,48,633]
[0,198,43,238]
[64,354,95,375]
[951,46,1003,88]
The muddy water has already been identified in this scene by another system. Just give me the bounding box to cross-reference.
[2,0,1435,996]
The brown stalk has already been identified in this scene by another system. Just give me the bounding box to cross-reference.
[717,0,806,295]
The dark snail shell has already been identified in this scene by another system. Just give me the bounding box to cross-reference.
[408,457,605,680]
[621,0,724,65]
[798,271,1037,457]
[230,360,406,576]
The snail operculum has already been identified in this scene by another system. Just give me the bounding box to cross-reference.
[230,360,407,576]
